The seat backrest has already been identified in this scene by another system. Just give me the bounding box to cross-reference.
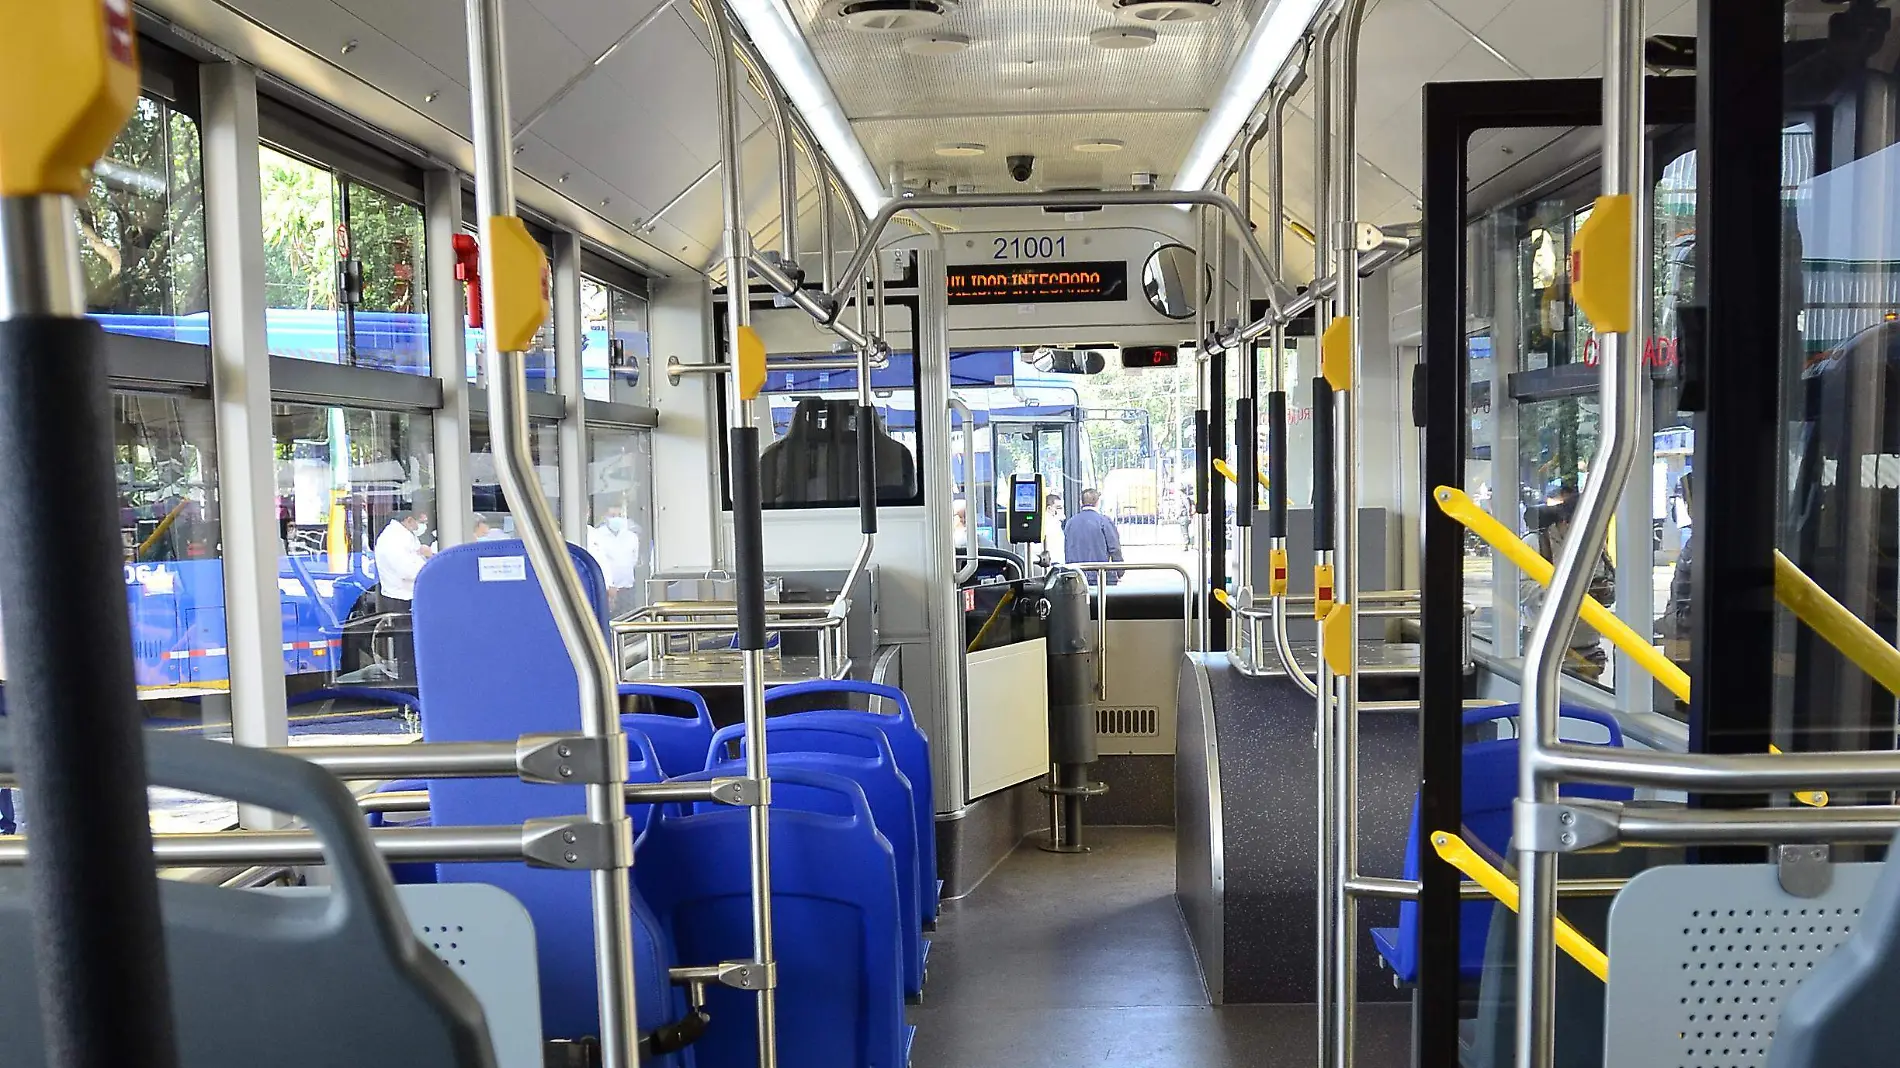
[413,541,689,1059]
[706,720,924,995]
[764,679,937,922]
[1602,856,1887,1068]
[637,768,906,1068]
[1383,705,1631,982]
[0,730,495,1068]
[619,683,716,778]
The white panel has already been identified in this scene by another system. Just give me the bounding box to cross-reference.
[1427,0,1514,32]
[330,0,468,86]
[525,0,670,55]
[1355,0,1471,130]
[1096,619,1182,756]
[1475,0,1603,78]
[602,14,736,171]
[532,75,707,212]
[853,111,1205,191]
[964,639,1051,799]
[498,2,595,119]
[1429,37,1525,84]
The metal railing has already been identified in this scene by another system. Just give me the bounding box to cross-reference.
[610,601,852,683]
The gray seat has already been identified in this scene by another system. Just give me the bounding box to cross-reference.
[1768,831,1900,1067]
[1602,854,1884,1068]
[0,730,496,1068]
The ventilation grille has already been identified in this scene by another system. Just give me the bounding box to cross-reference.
[1097,705,1160,737]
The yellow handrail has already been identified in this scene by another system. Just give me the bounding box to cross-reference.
[1430,830,1608,982]
[134,498,190,561]
[1433,485,1829,807]
[1433,486,1688,699]
[1212,458,1271,494]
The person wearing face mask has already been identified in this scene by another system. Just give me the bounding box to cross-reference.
[373,505,434,682]
[588,503,645,617]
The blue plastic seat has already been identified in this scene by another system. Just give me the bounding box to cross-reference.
[619,683,717,779]
[638,767,908,1068]
[763,679,938,924]
[707,718,926,998]
[1370,704,1634,984]
[414,540,694,1064]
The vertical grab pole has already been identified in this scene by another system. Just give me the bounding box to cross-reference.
[0,7,180,1067]
[1266,46,1313,695]
[708,1,779,1063]
[1308,15,1338,1066]
[463,1,640,1065]
[1328,3,1372,1065]
[1514,1,1644,1066]
[1235,118,1262,663]
[1193,206,1211,653]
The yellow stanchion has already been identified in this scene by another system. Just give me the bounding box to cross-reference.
[1322,603,1353,676]
[1268,547,1289,597]
[1314,564,1335,619]
[1433,485,1830,806]
[1431,831,1609,982]
[485,215,551,352]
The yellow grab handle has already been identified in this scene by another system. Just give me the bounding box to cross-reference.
[1321,316,1353,391]
[1212,458,1272,493]
[1436,486,1832,806]
[1433,486,1689,701]
[0,0,140,196]
[1572,194,1634,334]
[1431,831,1609,982]
[1212,588,1233,610]
[486,215,552,353]
[735,325,767,401]
[1773,550,1900,704]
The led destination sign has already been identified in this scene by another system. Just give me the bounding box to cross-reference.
[946,261,1129,306]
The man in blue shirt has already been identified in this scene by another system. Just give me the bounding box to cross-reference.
[1063,488,1124,584]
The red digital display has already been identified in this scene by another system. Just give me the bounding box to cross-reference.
[1121,345,1179,368]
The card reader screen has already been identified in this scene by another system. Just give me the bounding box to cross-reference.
[1013,480,1039,513]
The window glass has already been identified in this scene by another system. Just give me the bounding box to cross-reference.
[260,146,431,374]
[754,353,922,509]
[1775,2,1900,771]
[469,413,562,529]
[951,351,1196,593]
[342,182,429,373]
[117,393,223,695]
[260,145,342,364]
[587,427,655,616]
[273,404,435,703]
[79,94,208,343]
[582,277,650,404]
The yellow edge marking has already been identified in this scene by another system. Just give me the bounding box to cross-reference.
[1321,603,1353,677]
[1431,831,1609,982]
[1321,316,1353,391]
[1572,194,1633,333]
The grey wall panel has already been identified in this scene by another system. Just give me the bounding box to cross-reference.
[1196,656,1414,1004]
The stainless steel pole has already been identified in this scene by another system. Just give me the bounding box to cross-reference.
[1310,16,1337,1066]
[772,93,798,266]
[1514,0,1645,1064]
[1330,4,1370,1065]
[1266,50,1315,695]
[463,2,638,1066]
[708,2,777,1062]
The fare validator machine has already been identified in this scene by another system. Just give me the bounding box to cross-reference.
[1005,473,1044,550]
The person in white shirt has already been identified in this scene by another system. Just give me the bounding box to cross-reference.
[587,504,644,617]
[372,508,434,680]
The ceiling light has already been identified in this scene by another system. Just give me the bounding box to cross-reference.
[835,0,949,32]
[730,0,887,213]
[1074,138,1126,154]
[903,31,971,55]
[1089,25,1159,49]
[1173,0,1326,192]
[1107,0,1219,25]
[935,142,987,157]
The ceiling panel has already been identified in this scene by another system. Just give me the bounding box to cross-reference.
[331,0,469,85]
[787,0,1273,119]
[1355,0,1474,129]
[599,10,768,174]
[854,111,1204,190]
[532,73,710,213]
[525,0,671,56]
